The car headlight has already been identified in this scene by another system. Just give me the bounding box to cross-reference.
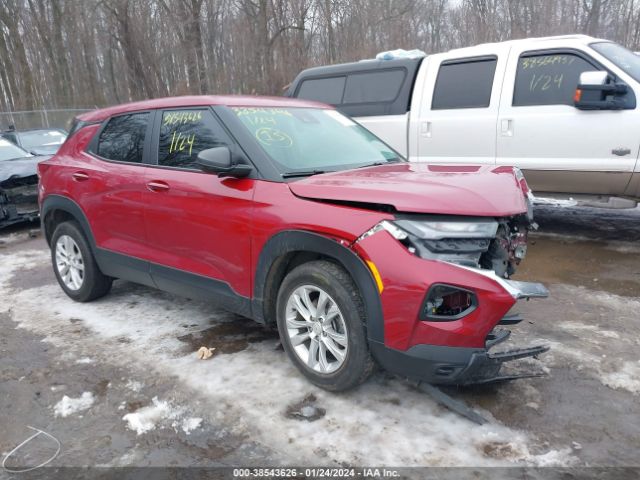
[393,218,498,240]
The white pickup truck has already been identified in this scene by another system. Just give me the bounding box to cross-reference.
[288,35,640,207]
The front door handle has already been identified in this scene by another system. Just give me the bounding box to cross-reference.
[612,147,631,156]
[147,180,170,193]
[72,171,89,182]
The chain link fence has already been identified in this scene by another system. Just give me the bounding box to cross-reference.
[0,108,94,132]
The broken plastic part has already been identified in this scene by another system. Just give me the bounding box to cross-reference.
[452,263,549,300]
[416,382,488,425]
[354,220,407,244]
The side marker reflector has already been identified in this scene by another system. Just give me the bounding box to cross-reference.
[366,260,384,293]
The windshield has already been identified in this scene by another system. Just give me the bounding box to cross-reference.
[18,130,67,150]
[591,42,640,83]
[231,107,402,175]
[0,138,31,161]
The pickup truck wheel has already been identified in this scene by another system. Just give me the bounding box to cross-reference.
[51,221,112,302]
[276,260,374,391]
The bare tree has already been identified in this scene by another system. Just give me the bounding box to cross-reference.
[1,0,640,111]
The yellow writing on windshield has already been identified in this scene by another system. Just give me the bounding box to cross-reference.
[255,127,293,148]
[233,107,293,117]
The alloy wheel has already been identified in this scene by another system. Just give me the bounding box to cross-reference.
[285,285,348,374]
[55,234,85,291]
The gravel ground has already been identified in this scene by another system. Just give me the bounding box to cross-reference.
[0,204,639,472]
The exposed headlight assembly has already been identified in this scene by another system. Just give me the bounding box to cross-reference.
[356,217,499,269]
[393,218,499,240]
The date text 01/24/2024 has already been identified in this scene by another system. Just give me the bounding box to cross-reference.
[233,468,401,478]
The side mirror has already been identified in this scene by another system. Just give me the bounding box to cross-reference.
[196,147,252,178]
[574,71,628,110]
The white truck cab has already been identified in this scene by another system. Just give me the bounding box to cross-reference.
[288,35,640,206]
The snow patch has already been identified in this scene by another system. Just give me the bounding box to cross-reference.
[125,380,144,392]
[54,392,95,417]
[178,417,202,435]
[75,357,94,364]
[122,397,180,435]
[601,361,640,395]
[559,321,620,339]
[532,197,578,207]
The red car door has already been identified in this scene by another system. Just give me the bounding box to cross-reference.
[74,112,153,262]
[142,107,256,305]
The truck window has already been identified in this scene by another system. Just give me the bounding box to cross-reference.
[431,58,497,110]
[343,69,406,104]
[297,77,346,105]
[513,53,597,107]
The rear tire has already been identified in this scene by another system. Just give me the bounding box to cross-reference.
[276,260,374,391]
[51,221,112,302]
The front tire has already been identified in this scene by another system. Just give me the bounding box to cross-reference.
[276,260,374,391]
[51,221,112,302]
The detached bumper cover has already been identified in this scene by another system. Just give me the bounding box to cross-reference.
[371,335,550,385]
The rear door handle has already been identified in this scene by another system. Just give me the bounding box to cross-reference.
[500,119,513,137]
[72,171,89,182]
[420,121,432,138]
[147,180,170,193]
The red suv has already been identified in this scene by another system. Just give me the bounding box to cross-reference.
[38,96,548,391]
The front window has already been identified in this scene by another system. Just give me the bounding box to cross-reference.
[158,109,232,169]
[591,41,640,83]
[0,138,31,161]
[231,107,401,176]
[18,130,67,150]
[513,53,597,106]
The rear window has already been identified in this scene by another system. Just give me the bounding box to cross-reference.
[97,113,149,163]
[432,58,497,109]
[297,77,345,104]
[343,69,406,103]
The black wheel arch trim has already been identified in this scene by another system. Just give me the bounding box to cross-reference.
[252,230,384,343]
[41,194,96,249]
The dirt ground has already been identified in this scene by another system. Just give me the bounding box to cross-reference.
[0,203,639,472]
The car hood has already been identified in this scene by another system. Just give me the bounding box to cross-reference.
[287,163,528,217]
[0,156,44,185]
[29,145,60,155]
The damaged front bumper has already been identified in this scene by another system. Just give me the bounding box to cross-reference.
[371,309,550,386]
[352,215,551,386]
[368,261,551,385]
[0,175,39,228]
